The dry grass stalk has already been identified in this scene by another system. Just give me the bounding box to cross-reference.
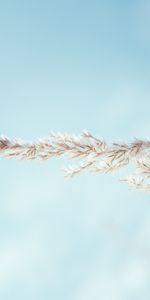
[0,131,150,192]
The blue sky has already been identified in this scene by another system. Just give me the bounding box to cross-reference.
[0,0,150,299]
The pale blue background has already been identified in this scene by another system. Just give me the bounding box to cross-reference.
[0,0,150,299]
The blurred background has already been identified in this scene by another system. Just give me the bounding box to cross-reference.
[0,0,150,299]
